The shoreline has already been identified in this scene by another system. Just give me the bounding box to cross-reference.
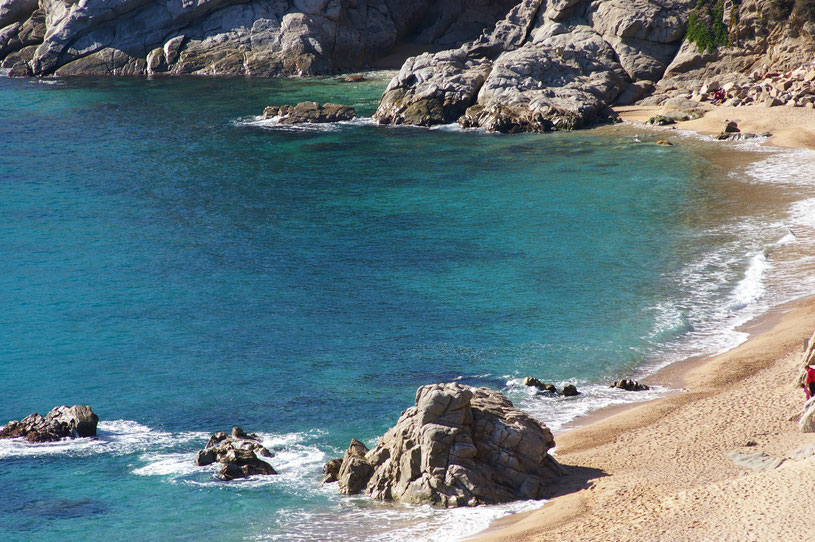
[472,294,815,542]
[560,293,811,433]
[613,104,815,151]
[470,105,815,541]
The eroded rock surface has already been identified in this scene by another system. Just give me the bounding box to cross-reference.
[611,379,650,391]
[194,426,277,480]
[0,0,518,76]
[645,0,815,105]
[0,405,99,443]
[330,383,562,507]
[375,0,694,131]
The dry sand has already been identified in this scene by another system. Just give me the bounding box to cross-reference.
[470,105,815,542]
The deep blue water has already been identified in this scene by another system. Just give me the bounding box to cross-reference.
[2,74,814,541]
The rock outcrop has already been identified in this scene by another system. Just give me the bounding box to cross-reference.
[645,0,815,105]
[799,397,815,433]
[0,405,99,443]
[669,64,815,109]
[522,377,580,396]
[0,0,517,76]
[321,457,342,484]
[610,379,650,391]
[326,383,562,507]
[262,101,355,123]
[194,426,277,480]
[4,0,812,132]
[336,438,374,494]
[523,376,558,394]
[374,0,695,132]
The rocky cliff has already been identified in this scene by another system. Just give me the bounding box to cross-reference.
[374,0,696,131]
[374,0,815,131]
[0,0,517,76]
[648,0,815,104]
[3,0,814,132]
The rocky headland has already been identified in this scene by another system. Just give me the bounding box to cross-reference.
[0,0,518,76]
[2,0,814,132]
[374,0,815,131]
[323,382,564,507]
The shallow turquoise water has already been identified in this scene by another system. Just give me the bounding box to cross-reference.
[2,75,814,541]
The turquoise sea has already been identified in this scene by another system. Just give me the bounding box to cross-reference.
[2,73,815,541]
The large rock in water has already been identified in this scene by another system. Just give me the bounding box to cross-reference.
[0,405,99,443]
[194,426,277,481]
[375,0,695,131]
[262,102,355,124]
[333,383,563,507]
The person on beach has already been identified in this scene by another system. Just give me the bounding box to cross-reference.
[710,88,726,104]
[804,364,815,400]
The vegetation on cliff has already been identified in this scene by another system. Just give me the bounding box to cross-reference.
[685,0,732,52]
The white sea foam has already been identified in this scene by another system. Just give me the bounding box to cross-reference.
[256,497,544,542]
[790,197,815,230]
[729,250,769,310]
[0,420,204,460]
[235,115,377,132]
[132,452,201,477]
[131,428,329,490]
[504,378,669,433]
[637,142,815,376]
[742,147,815,186]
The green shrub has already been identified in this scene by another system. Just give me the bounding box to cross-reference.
[685,0,744,53]
[685,0,731,53]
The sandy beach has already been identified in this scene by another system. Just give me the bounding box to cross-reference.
[615,103,815,151]
[471,105,815,542]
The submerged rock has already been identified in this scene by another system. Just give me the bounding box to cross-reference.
[0,405,99,443]
[647,115,676,125]
[262,102,356,124]
[611,379,650,391]
[195,426,277,480]
[337,383,562,507]
[523,377,558,394]
[561,384,580,397]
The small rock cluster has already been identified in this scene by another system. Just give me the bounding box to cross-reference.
[262,102,355,124]
[690,64,815,109]
[323,383,563,507]
[610,379,650,391]
[0,405,99,443]
[647,115,676,126]
[523,377,580,397]
[194,426,277,481]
